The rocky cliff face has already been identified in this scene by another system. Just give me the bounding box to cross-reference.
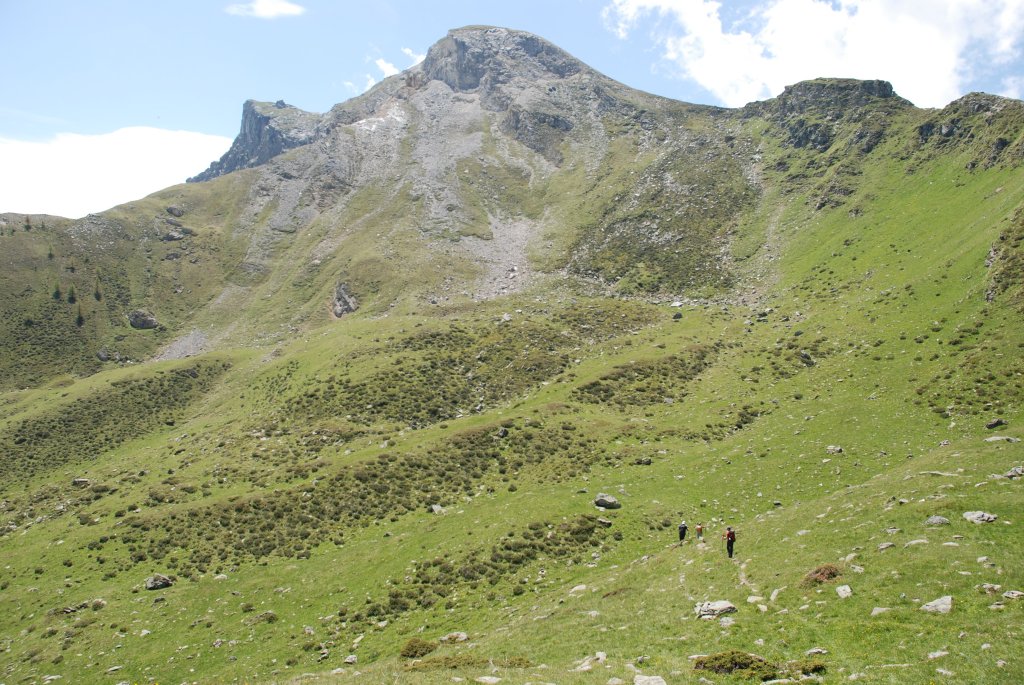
[188,100,321,182]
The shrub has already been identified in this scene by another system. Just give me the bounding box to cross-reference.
[802,563,842,586]
[693,650,778,680]
[400,637,438,659]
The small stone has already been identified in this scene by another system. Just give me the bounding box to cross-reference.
[719,616,735,627]
[936,668,955,676]
[594,493,621,509]
[806,647,828,656]
[878,542,896,551]
[475,677,501,684]
[925,516,950,526]
[928,650,949,659]
[633,676,667,685]
[904,539,929,547]
[978,583,1002,595]
[440,631,469,642]
[921,596,953,614]
[747,596,764,604]
[963,511,998,524]
[837,585,853,599]
[344,654,357,664]
[695,600,737,619]
[1003,590,1024,600]
[871,607,891,616]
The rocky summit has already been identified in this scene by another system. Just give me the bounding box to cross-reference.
[1,26,1024,685]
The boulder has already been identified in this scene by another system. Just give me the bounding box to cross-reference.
[695,600,737,619]
[1003,590,1024,600]
[984,436,1020,443]
[985,418,1007,429]
[925,515,950,526]
[594,493,621,509]
[145,574,173,590]
[332,283,359,317]
[127,310,159,330]
[963,511,998,524]
[826,445,844,454]
[921,596,953,614]
[836,585,853,598]
[1005,466,1024,479]
[166,206,185,217]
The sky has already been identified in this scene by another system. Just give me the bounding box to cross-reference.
[2,0,1022,218]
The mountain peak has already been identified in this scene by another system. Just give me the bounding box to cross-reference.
[188,99,320,183]
[421,26,589,97]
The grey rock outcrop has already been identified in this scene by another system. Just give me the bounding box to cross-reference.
[332,283,359,317]
[188,100,321,182]
[925,515,951,526]
[695,600,737,619]
[145,574,173,590]
[128,310,159,330]
[594,493,621,509]
[963,511,998,524]
[921,596,953,614]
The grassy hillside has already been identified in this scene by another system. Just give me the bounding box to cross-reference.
[2,80,1024,684]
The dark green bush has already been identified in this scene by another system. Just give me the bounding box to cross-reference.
[399,637,438,659]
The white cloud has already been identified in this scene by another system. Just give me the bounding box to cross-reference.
[604,0,1024,107]
[402,47,426,66]
[375,58,400,78]
[225,0,306,19]
[0,128,232,219]
[1005,75,1024,100]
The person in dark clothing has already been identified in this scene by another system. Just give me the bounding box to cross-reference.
[724,526,736,558]
[678,520,688,542]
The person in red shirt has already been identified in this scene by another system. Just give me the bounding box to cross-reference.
[723,526,736,558]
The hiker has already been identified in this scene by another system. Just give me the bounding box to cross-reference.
[678,519,688,542]
[723,526,736,558]
[695,522,704,541]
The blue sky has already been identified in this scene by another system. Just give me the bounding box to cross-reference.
[2,0,1022,217]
